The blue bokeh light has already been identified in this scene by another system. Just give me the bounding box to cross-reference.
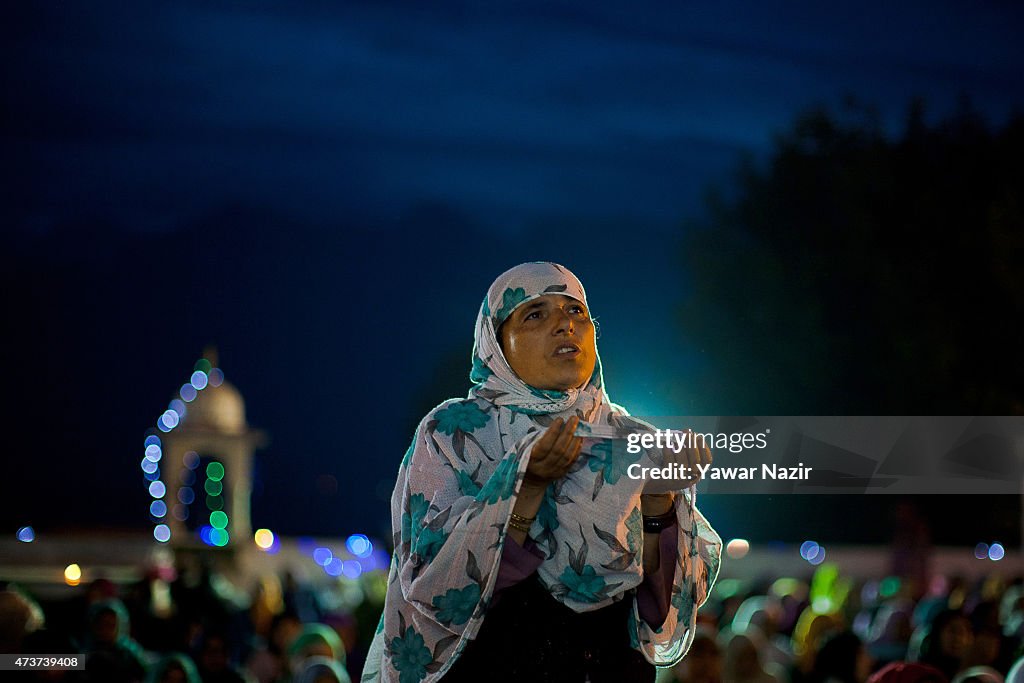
[346,534,373,558]
[180,383,197,402]
[17,526,35,543]
[313,547,333,566]
[190,371,208,390]
[150,500,167,517]
[153,524,171,543]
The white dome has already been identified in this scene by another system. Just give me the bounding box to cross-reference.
[180,380,247,434]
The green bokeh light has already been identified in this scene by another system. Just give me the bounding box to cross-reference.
[205,479,223,496]
[210,511,229,529]
[206,495,223,511]
[210,528,229,547]
[194,358,212,374]
[206,462,225,481]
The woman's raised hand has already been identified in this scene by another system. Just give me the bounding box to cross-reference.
[524,416,583,487]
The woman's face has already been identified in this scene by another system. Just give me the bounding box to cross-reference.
[499,294,596,391]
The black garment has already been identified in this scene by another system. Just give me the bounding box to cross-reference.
[441,574,655,683]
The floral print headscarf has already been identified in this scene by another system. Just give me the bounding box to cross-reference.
[362,262,721,683]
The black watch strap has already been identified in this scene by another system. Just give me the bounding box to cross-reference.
[642,508,677,533]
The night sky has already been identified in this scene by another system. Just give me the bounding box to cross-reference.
[5,2,1023,549]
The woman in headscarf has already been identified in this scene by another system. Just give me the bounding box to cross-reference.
[82,598,149,683]
[361,262,722,682]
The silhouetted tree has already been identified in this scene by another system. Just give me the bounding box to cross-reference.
[680,99,1024,414]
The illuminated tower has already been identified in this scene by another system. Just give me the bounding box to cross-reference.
[143,349,266,549]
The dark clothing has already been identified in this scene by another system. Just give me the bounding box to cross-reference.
[441,573,655,683]
[494,530,677,628]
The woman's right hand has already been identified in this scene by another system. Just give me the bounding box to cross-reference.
[524,416,583,487]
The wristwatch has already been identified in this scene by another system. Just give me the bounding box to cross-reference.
[642,506,677,533]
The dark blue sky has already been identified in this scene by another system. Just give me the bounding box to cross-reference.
[4,1,1023,545]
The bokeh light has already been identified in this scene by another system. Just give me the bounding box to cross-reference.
[149,481,166,498]
[194,358,212,374]
[161,410,179,429]
[989,543,1005,561]
[199,525,214,545]
[145,444,162,462]
[324,558,344,576]
[150,500,167,518]
[153,525,171,543]
[210,528,229,547]
[206,495,224,510]
[255,529,275,550]
[64,563,82,585]
[346,534,373,558]
[141,458,159,474]
[313,547,333,566]
[205,479,223,496]
[177,487,195,505]
[799,541,819,560]
[183,451,199,469]
[726,538,750,559]
[808,546,827,565]
[206,461,225,481]
[144,435,161,447]
[143,469,160,482]
[209,368,224,386]
[975,543,990,560]
[342,561,363,579]
[210,511,228,529]
[180,383,197,402]
[367,548,390,572]
[173,505,189,521]
[17,526,35,543]
[190,370,208,390]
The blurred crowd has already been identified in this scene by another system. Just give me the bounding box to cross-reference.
[657,569,1024,683]
[0,552,380,683]
[1,553,1021,683]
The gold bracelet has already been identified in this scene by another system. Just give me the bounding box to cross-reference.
[508,519,531,532]
[508,512,536,532]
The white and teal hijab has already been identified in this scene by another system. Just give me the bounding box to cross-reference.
[362,262,721,683]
